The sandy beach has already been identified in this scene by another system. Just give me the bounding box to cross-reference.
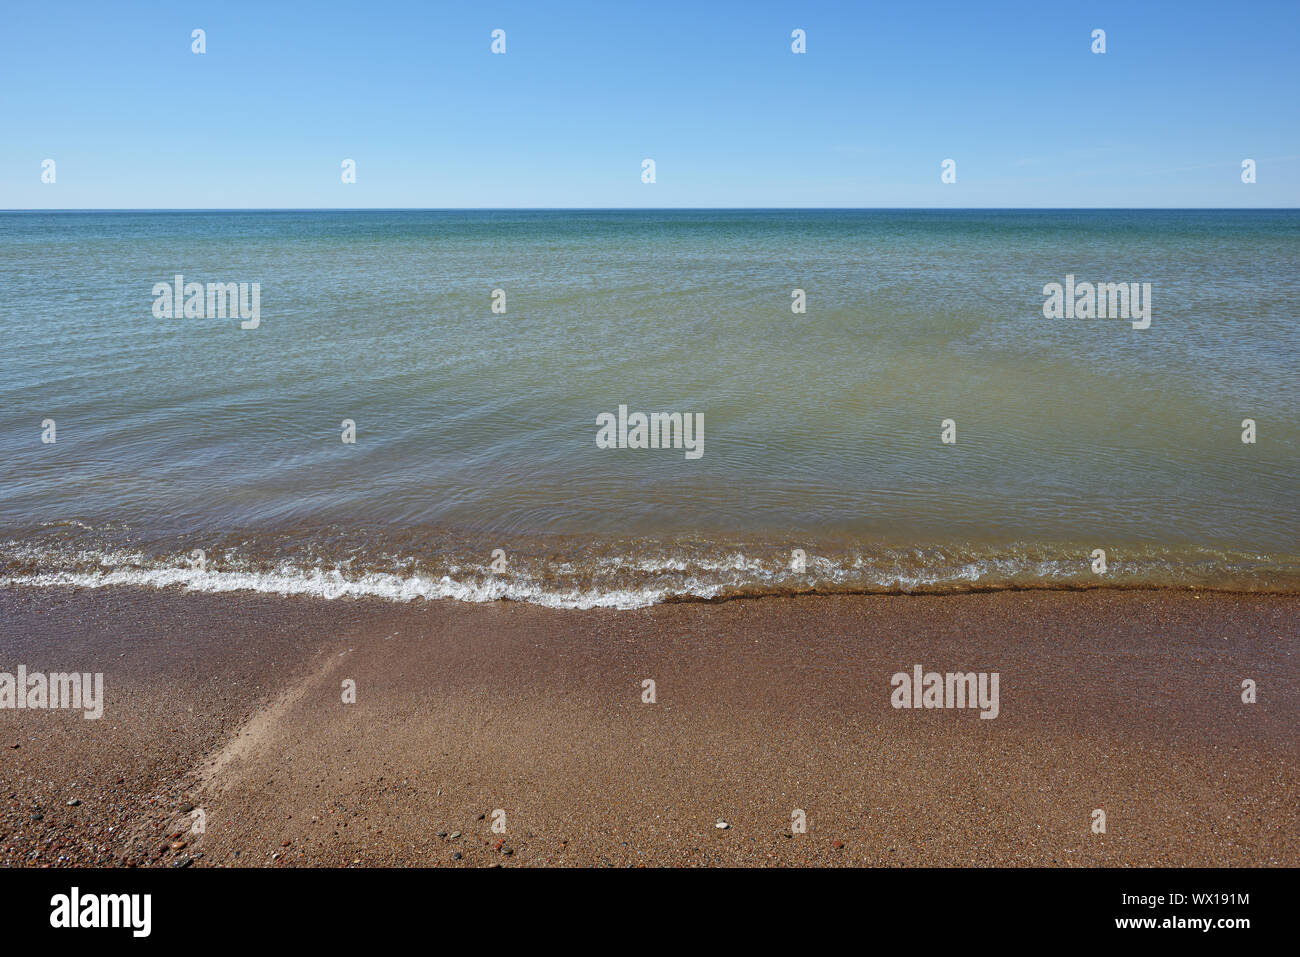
[0,586,1294,868]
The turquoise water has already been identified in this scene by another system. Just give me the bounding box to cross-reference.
[1,210,1297,606]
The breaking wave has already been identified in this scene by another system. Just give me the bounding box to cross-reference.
[2,528,1296,610]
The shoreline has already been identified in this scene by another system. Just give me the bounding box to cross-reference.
[5,570,1298,612]
[6,530,1298,609]
[1,585,1295,867]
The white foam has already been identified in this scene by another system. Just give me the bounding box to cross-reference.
[0,565,688,611]
[2,541,1291,609]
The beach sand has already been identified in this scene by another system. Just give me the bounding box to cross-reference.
[0,587,1295,867]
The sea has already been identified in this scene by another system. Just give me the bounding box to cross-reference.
[1,209,1296,608]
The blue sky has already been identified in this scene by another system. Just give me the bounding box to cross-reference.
[2,0,1297,208]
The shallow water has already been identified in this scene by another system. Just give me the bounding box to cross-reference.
[2,210,1297,606]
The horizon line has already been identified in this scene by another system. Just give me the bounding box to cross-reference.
[4,206,1299,213]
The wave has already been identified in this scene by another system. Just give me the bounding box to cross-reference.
[2,531,1296,610]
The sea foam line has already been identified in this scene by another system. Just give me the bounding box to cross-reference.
[0,566,684,611]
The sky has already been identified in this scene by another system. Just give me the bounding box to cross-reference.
[2,0,1298,208]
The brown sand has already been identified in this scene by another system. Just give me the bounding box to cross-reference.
[0,587,1295,867]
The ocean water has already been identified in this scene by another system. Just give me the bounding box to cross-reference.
[1,209,1297,607]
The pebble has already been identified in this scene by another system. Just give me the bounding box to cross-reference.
[452,851,462,861]
[449,831,461,839]
[66,799,81,807]
[715,821,729,829]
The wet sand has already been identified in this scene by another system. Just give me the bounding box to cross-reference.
[0,587,1295,867]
